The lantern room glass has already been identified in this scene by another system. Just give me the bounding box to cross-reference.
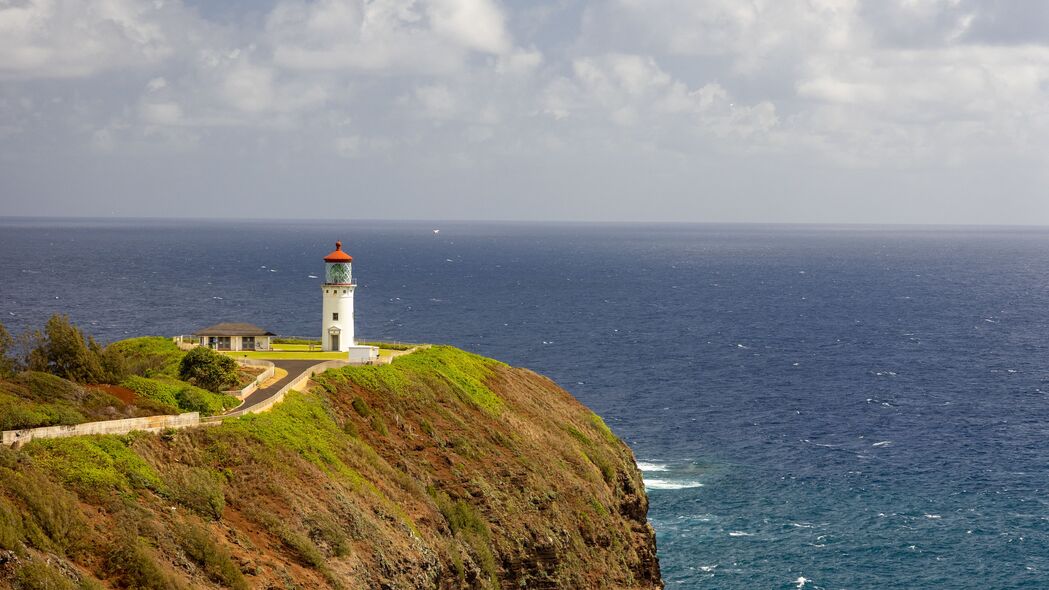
[326,262,351,284]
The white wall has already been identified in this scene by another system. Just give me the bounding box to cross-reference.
[321,285,355,351]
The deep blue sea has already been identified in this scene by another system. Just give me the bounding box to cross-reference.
[2,219,1049,589]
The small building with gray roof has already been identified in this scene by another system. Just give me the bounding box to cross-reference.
[193,322,275,351]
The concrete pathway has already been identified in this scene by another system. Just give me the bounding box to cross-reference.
[233,359,323,411]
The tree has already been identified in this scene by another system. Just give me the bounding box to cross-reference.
[32,314,107,383]
[0,322,13,378]
[178,347,238,393]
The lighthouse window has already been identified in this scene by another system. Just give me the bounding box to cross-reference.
[333,312,339,321]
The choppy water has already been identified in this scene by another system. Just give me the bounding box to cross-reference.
[2,219,1049,589]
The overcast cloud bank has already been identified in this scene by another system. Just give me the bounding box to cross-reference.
[1,0,1047,224]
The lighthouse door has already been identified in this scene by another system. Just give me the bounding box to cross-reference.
[330,334,340,351]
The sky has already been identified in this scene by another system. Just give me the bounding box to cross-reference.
[1,0,1048,224]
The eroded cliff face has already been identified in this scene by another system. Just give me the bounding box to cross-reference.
[0,346,662,589]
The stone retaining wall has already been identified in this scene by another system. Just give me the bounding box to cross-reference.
[2,413,201,446]
[211,360,350,421]
[233,359,276,400]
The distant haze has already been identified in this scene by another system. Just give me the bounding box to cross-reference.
[1,0,1048,225]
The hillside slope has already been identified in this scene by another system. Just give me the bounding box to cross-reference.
[0,346,661,589]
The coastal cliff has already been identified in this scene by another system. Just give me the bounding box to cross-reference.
[0,345,662,589]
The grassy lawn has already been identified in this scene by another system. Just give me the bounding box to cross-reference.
[223,351,348,360]
[271,343,322,352]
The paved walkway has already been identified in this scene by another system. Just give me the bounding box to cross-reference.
[234,359,323,411]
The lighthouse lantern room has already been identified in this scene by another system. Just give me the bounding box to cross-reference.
[322,241,355,352]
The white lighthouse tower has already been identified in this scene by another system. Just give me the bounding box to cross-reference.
[321,241,355,351]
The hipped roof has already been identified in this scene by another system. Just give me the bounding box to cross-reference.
[194,322,276,337]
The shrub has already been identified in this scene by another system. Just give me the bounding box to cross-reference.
[121,376,235,416]
[12,561,77,590]
[25,436,163,499]
[178,347,238,393]
[105,533,184,590]
[0,496,25,552]
[28,315,109,384]
[106,337,183,378]
[0,456,85,556]
[351,398,371,418]
[179,524,247,590]
[163,465,225,520]
[0,322,14,378]
[305,513,351,557]
[11,372,82,403]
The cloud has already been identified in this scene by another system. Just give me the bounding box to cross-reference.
[2,0,1049,223]
[0,0,186,79]
[266,0,512,74]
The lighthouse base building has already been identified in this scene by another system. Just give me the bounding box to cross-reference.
[321,241,378,363]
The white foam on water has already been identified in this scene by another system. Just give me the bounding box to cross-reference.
[872,440,892,447]
[644,479,703,490]
[637,462,670,472]
[924,514,942,519]
[728,531,752,537]
[698,565,717,572]
[795,577,809,589]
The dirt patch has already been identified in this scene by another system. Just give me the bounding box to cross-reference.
[93,384,139,404]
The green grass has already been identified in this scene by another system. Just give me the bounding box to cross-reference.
[162,465,226,520]
[24,435,163,498]
[121,375,237,416]
[0,388,86,430]
[587,413,619,445]
[217,392,363,486]
[107,336,185,378]
[179,524,248,590]
[272,337,320,346]
[357,341,417,351]
[324,346,505,416]
[269,343,320,352]
[223,351,347,360]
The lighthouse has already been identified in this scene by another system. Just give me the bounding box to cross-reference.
[321,241,355,351]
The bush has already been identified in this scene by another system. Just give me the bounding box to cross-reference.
[179,524,247,590]
[12,561,76,590]
[24,436,163,499]
[106,337,183,378]
[121,376,236,417]
[11,372,82,403]
[178,347,238,393]
[105,533,184,590]
[351,398,371,418]
[163,465,225,520]
[28,315,110,384]
[0,454,85,555]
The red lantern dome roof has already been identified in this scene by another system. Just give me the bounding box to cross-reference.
[324,241,353,263]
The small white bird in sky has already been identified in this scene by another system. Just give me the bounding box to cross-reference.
[433,229,440,235]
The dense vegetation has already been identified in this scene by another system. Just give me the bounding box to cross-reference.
[177,347,239,393]
[0,345,661,589]
[0,318,239,431]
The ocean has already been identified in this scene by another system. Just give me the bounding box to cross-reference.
[2,218,1048,589]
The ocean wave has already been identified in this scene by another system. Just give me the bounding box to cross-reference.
[637,461,670,472]
[644,479,704,490]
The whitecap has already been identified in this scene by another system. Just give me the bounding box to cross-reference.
[698,565,717,572]
[924,514,942,519]
[727,531,752,537]
[871,440,892,447]
[637,462,670,472]
[644,479,703,490]
[795,577,809,589]
[307,275,318,278]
